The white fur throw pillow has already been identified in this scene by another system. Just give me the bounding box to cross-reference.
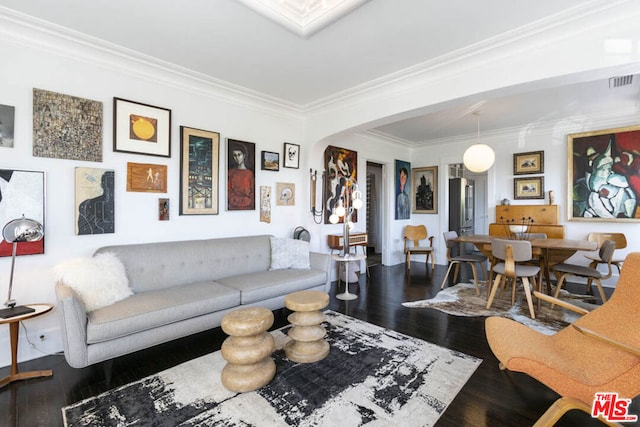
[54,252,132,312]
[270,237,311,270]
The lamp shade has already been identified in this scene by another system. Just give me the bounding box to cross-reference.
[2,216,44,243]
[463,144,495,173]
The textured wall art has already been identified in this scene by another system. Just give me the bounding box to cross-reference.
[0,104,15,148]
[75,167,114,235]
[0,169,45,256]
[260,186,271,223]
[33,88,103,161]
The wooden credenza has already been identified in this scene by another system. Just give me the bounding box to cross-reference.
[490,205,565,238]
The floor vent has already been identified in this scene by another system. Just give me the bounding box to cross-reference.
[609,75,633,88]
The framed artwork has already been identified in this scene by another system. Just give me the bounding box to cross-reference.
[513,150,544,175]
[180,126,219,215]
[159,198,169,221]
[126,162,167,193]
[114,97,171,157]
[33,88,103,161]
[0,169,45,256]
[261,151,279,171]
[412,166,437,214]
[568,125,640,221]
[395,159,411,220]
[260,186,271,223]
[514,176,544,200]
[0,104,15,148]
[276,182,295,206]
[75,167,115,235]
[324,145,358,224]
[283,142,300,169]
[227,138,256,210]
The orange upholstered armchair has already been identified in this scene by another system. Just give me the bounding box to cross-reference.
[485,252,640,426]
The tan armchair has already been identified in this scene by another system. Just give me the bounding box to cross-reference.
[485,252,640,426]
[403,225,434,271]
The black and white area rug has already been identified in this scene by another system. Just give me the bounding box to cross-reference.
[403,282,596,335]
[62,311,481,427]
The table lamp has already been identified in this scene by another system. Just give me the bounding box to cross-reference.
[0,215,44,319]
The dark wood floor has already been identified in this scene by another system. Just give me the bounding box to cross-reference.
[1,261,638,426]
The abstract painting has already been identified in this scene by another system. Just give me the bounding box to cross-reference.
[32,88,103,161]
[180,126,219,215]
[324,145,357,224]
[75,167,114,235]
[0,104,15,148]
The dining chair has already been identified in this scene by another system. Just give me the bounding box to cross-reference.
[486,238,539,319]
[585,232,627,273]
[552,239,615,304]
[403,225,434,271]
[440,231,487,295]
[485,251,640,427]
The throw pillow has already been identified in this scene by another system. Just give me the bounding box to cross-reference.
[54,252,133,312]
[269,237,311,270]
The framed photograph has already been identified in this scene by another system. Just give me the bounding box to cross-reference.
[261,151,279,171]
[276,182,295,206]
[513,150,544,175]
[568,125,640,221]
[180,126,219,215]
[0,169,45,256]
[514,176,544,200]
[0,104,15,148]
[33,89,103,161]
[227,139,256,210]
[75,167,114,235]
[126,162,167,193]
[114,97,171,157]
[395,159,411,220]
[412,166,438,214]
[283,142,300,169]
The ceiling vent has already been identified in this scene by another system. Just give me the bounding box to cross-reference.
[609,75,633,88]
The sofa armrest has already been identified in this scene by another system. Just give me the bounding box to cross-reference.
[310,251,331,292]
[55,282,90,368]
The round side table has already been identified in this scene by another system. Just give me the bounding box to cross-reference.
[0,303,53,389]
[332,253,366,300]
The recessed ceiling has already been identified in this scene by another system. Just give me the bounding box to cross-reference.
[235,0,370,37]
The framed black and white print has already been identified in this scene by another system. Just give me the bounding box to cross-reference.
[283,143,300,169]
[113,97,171,157]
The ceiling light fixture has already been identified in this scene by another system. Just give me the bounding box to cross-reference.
[463,112,495,173]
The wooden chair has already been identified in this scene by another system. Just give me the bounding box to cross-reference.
[440,231,487,295]
[486,238,539,319]
[585,232,627,273]
[403,225,434,271]
[485,252,640,426]
[552,240,615,304]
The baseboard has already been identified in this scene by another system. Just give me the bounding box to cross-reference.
[0,326,63,369]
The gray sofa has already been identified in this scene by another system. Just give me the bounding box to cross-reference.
[55,235,330,368]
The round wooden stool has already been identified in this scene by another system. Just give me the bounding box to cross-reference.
[220,306,276,392]
[284,290,330,363]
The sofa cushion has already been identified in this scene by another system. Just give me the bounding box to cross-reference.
[269,237,310,270]
[86,282,239,344]
[54,252,133,312]
[218,269,326,304]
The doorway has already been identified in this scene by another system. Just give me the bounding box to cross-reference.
[366,161,383,266]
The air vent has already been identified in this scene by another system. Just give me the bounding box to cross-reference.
[609,75,633,88]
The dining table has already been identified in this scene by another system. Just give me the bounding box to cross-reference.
[452,234,598,294]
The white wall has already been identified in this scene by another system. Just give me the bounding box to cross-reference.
[0,33,307,367]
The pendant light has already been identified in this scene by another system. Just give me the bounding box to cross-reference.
[463,112,495,173]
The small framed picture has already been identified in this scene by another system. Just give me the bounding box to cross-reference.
[159,198,169,221]
[261,151,279,171]
[114,97,171,157]
[283,142,300,169]
[276,182,295,206]
[513,150,544,175]
[126,162,168,193]
[514,176,544,200]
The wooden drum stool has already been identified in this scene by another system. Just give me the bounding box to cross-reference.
[220,306,276,392]
[284,290,330,363]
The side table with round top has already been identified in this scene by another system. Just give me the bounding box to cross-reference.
[284,290,330,363]
[0,303,53,389]
[220,306,276,393]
